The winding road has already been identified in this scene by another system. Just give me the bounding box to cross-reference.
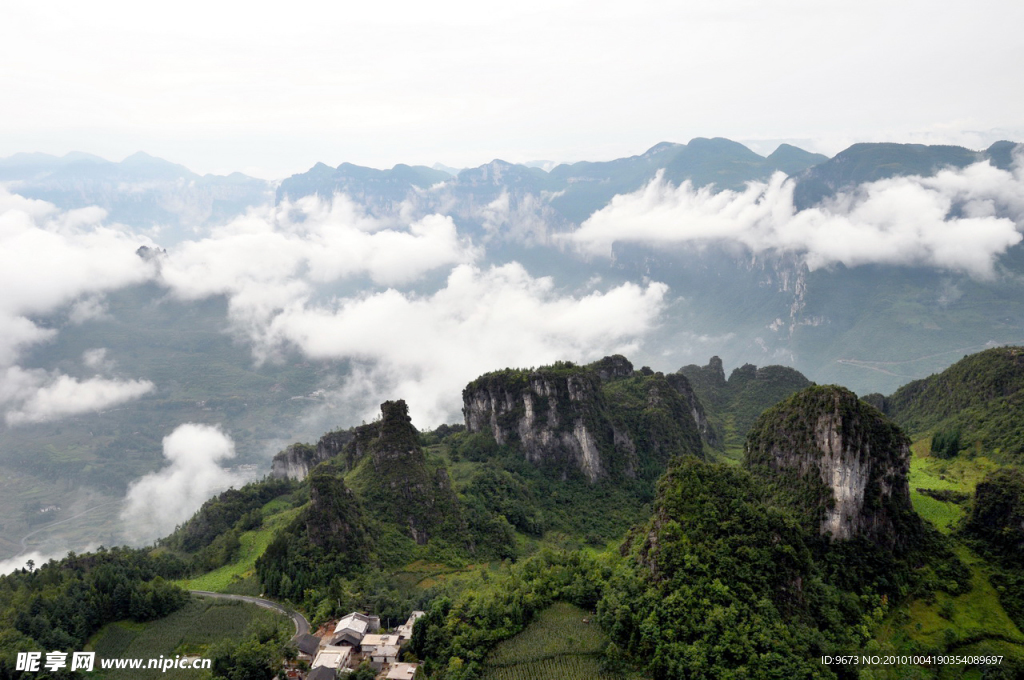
[14,499,125,557]
[190,590,311,640]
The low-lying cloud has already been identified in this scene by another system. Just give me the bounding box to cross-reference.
[0,549,93,577]
[260,263,668,426]
[3,367,153,425]
[0,189,157,425]
[121,424,249,544]
[160,193,478,296]
[158,193,481,358]
[153,194,667,426]
[565,160,1024,279]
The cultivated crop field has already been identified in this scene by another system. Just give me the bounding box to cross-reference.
[88,596,287,679]
[482,602,646,680]
[484,655,616,680]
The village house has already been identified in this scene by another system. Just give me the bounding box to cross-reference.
[293,632,322,662]
[304,609,423,677]
[305,666,337,680]
[386,662,420,680]
[359,633,401,652]
[303,663,335,680]
[311,645,352,674]
[330,611,380,647]
[396,611,425,643]
[368,643,400,671]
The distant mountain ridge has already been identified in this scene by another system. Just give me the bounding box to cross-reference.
[275,137,830,225]
[792,140,1018,208]
[0,149,273,241]
[6,138,1019,238]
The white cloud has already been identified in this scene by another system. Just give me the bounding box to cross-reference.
[0,550,78,576]
[260,263,668,426]
[565,160,1024,279]
[82,348,111,370]
[161,193,477,295]
[3,370,154,425]
[473,190,553,245]
[121,424,249,544]
[0,189,157,424]
[68,295,111,324]
[158,193,481,352]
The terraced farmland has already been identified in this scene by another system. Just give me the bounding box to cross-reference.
[482,602,646,680]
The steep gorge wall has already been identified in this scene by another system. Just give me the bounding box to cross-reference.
[463,366,611,481]
[462,356,704,482]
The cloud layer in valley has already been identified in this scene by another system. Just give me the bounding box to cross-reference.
[0,190,156,425]
[155,194,669,425]
[121,424,249,544]
[158,193,481,355]
[565,160,1024,279]
[261,263,668,426]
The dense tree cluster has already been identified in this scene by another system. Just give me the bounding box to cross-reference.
[881,347,1024,460]
[163,478,296,554]
[409,550,609,680]
[0,548,188,678]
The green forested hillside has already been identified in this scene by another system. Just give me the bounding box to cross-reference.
[6,349,1024,680]
[877,347,1024,461]
[679,356,812,456]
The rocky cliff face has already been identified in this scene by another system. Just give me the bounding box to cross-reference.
[270,420,378,480]
[270,442,333,480]
[745,385,920,550]
[463,364,609,481]
[462,356,703,482]
[664,373,717,449]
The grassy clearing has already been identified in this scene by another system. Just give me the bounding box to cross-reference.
[883,545,1024,659]
[482,602,646,680]
[391,559,502,591]
[908,443,999,532]
[909,447,999,492]
[174,506,300,593]
[88,596,287,679]
[910,491,962,533]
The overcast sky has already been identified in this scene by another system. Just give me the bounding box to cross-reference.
[2,0,1022,178]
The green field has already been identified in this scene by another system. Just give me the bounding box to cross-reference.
[88,596,287,679]
[484,655,624,680]
[174,506,300,593]
[482,602,646,680]
[908,443,999,533]
[904,547,1024,649]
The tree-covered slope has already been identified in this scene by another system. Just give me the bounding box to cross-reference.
[875,346,1024,460]
[678,356,813,454]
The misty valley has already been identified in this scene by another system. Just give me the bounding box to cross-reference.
[1,139,1024,679]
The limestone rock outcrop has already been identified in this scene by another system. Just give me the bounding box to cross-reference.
[462,356,703,483]
[744,385,920,550]
[270,442,333,480]
[364,400,463,545]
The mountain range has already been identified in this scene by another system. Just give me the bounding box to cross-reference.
[1,136,1023,568]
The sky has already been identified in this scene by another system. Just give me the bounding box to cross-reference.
[2,0,1023,179]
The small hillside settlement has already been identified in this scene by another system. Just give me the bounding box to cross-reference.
[285,610,425,679]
